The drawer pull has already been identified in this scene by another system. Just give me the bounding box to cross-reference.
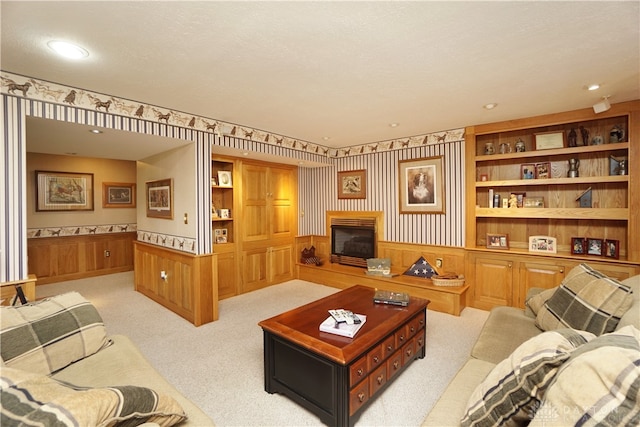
[406,348,413,357]
[393,360,400,369]
[419,319,425,326]
[358,392,366,402]
[377,374,384,384]
[387,345,393,352]
[418,338,424,346]
[357,368,364,376]
[410,326,415,333]
[373,356,379,363]
[399,334,405,342]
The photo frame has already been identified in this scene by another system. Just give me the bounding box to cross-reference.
[102,182,135,208]
[214,228,228,244]
[217,171,232,187]
[529,235,557,254]
[146,178,173,219]
[337,169,366,199]
[486,233,509,249]
[535,162,551,179]
[521,164,535,180]
[604,239,620,259]
[571,237,586,255]
[534,131,565,150]
[586,238,603,256]
[523,196,544,208]
[398,156,445,214]
[36,170,94,211]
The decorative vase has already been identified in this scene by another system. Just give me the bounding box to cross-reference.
[514,139,526,152]
[568,158,580,178]
[484,142,495,155]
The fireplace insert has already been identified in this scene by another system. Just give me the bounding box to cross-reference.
[331,225,375,266]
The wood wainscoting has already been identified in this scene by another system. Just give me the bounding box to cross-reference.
[133,241,217,326]
[28,232,136,285]
[296,236,469,316]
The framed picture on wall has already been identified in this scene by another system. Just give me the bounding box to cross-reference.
[146,178,173,219]
[36,170,94,211]
[337,169,366,199]
[102,182,136,208]
[398,156,445,214]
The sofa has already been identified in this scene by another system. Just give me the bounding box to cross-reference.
[422,264,640,426]
[0,291,213,426]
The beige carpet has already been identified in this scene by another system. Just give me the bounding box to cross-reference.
[37,272,489,426]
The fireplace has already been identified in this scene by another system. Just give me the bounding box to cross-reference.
[330,217,376,268]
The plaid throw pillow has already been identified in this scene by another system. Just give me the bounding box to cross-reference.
[0,292,108,375]
[535,264,634,336]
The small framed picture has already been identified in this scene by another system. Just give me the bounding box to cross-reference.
[571,237,586,255]
[486,233,509,249]
[338,169,367,199]
[214,228,228,244]
[102,182,135,208]
[219,208,230,219]
[479,174,489,182]
[534,131,565,150]
[604,239,620,259]
[523,197,544,208]
[217,171,232,187]
[521,164,536,180]
[587,238,603,256]
[211,177,218,186]
[535,162,551,179]
[529,235,557,254]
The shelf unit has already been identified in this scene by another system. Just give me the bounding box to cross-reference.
[465,100,639,265]
[211,158,235,245]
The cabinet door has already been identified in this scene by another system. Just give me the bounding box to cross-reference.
[242,164,269,242]
[216,251,238,300]
[269,167,295,239]
[517,262,566,308]
[242,248,269,293]
[270,244,294,284]
[472,256,513,310]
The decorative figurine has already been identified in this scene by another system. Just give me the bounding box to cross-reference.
[568,128,577,147]
[591,134,604,145]
[579,126,589,146]
[576,187,592,208]
[515,139,526,152]
[568,158,580,178]
[509,193,518,208]
[499,142,511,154]
[484,142,495,155]
[609,125,625,143]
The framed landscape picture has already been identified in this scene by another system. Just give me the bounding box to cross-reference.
[146,178,173,219]
[36,170,94,211]
[338,169,366,199]
[398,156,445,214]
[102,182,135,208]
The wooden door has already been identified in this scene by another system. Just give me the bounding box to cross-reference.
[517,261,566,308]
[472,255,513,310]
[269,167,295,239]
[242,164,268,242]
[216,251,238,300]
[243,247,269,292]
[270,244,294,284]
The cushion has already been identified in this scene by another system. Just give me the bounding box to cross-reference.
[0,367,186,427]
[534,264,633,336]
[0,292,108,375]
[525,287,556,317]
[618,275,640,329]
[461,328,594,427]
[529,325,640,426]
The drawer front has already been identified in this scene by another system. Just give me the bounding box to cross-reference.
[350,356,368,386]
[402,337,416,366]
[383,334,396,358]
[395,326,408,348]
[407,314,423,338]
[416,330,425,353]
[349,381,369,416]
[367,343,384,370]
[387,352,403,380]
[369,364,387,396]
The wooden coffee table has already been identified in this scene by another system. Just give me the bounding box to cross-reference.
[258,285,430,427]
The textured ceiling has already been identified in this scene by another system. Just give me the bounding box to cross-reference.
[2,1,639,154]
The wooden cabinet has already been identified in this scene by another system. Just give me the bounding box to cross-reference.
[241,161,297,292]
[215,247,238,300]
[212,158,236,245]
[465,101,640,310]
[468,250,639,310]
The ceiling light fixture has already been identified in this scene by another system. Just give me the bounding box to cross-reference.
[47,40,89,59]
[322,136,331,141]
[587,84,601,91]
[389,123,399,128]
[89,129,103,134]
[593,96,611,114]
[483,103,498,110]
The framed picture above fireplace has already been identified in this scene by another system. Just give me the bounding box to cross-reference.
[398,156,445,214]
[337,169,366,199]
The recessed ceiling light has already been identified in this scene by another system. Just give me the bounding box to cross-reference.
[483,103,498,110]
[389,123,399,128]
[322,136,331,141]
[242,152,249,156]
[587,84,600,91]
[47,40,89,59]
[89,129,103,134]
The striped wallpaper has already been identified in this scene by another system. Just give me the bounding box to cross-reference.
[298,140,465,246]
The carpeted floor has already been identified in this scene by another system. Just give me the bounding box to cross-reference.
[37,272,488,426]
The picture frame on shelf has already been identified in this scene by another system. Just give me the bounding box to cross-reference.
[486,233,509,249]
[535,162,551,179]
[214,228,228,244]
[529,235,557,254]
[146,178,173,219]
[102,182,135,208]
[523,196,544,208]
[479,173,489,182]
[609,155,627,176]
[534,131,565,150]
[337,169,366,199]
[586,238,603,256]
[521,164,535,180]
[219,208,230,219]
[571,237,586,255]
[217,171,232,187]
[398,156,445,214]
[604,239,620,259]
[211,177,217,186]
[36,170,94,212]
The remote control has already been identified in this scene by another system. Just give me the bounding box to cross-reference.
[329,309,361,325]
